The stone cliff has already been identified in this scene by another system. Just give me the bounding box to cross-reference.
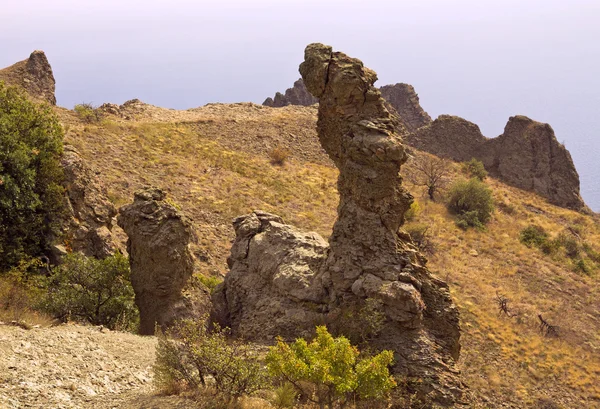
[215,44,463,405]
[408,115,586,210]
[380,83,432,132]
[0,50,56,105]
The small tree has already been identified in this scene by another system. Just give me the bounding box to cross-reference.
[408,155,451,201]
[41,252,138,330]
[153,317,268,400]
[446,178,494,229]
[266,326,396,409]
[0,82,65,270]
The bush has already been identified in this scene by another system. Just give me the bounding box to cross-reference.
[520,225,549,248]
[462,158,487,180]
[0,258,45,322]
[404,200,422,222]
[405,223,434,254]
[0,82,66,271]
[556,233,580,259]
[266,326,396,409]
[446,178,494,229]
[327,298,386,345]
[153,317,268,400]
[269,146,290,166]
[271,382,297,408]
[74,102,103,123]
[41,252,138,330]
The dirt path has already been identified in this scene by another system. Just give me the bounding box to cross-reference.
[0,323,159,409]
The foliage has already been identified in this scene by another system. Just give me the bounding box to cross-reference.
[0,258,45,322]
[0,82,66,271]
[266,326,396,409]
[40,252,138,330]
[462,158,488,180]
[520,225,549,248]
[197,274,223,293]
[405,223,434,254]
[269,146,291,166]
[74,102,103,123]
[271,382,297,408]
[446,178,494,229]
[327,298,386,345]
[408,155,451,201]
[404,200,422,222]
[153,317,268,400]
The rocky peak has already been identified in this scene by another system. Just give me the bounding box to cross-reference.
[262,78,318,107]
[409,114,587,210]
[379,83,432,132]
[0,50,56,105]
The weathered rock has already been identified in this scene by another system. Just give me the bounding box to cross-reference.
[380,83,432,132]
[215,44,463,405]
[117,187,210,335]
[58,145,121,260]
[263,78,318,107]
[0,50,56,105]
[408,115,587,210]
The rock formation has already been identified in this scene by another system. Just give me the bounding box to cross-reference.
[0,50,56,105]
[264,80,432,133]
[408,115,586,210]
[57,146,121,260]
[380,83,432,132]
[117,187,210,335]
[263,78,319,107]
[214,44,462,405]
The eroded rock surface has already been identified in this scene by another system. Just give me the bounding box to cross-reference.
[380,83,432,132]
[215,44,463,405]
[262,78,318,107]
[0,50,56,105]
[58,146,121,260]
[117,188,210,335]
[409,115,586,210]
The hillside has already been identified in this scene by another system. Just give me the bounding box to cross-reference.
[48,99,600,408]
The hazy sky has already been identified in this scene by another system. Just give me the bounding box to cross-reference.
[2,0,599,210]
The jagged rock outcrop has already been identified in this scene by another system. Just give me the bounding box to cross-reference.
[57,146,121,260]
[117,188,210,335]
[0,50,56,105]
[263,78,319,107]
[408,115,586,210]
[214,44,462,405]
[380,83,432,132]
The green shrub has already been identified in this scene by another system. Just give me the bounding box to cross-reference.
[328,298,386,345]
[266,326,396,409]
[40,252,138,330]
[520,225,549,248]
[404,200,422,222]
[0,82,66,271]
[271,382,297,408]
[153,317,268,400]
[556,233,580,259]
[197,274,222,293]
[462,158,487,180]
[74,102,103,123]
[574,258,592,275]
[446,178,494,229]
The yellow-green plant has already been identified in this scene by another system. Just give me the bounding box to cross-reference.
[266,326,396,409]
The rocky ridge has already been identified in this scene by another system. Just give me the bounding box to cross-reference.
[262,78,318,107]
[214,43,463,405]
[379,83,432,132]
[0,50,56,105]
[408,115,586,210]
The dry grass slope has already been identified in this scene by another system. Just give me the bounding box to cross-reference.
[54,102,600,408]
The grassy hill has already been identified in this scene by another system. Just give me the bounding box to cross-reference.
[56,101,600,408]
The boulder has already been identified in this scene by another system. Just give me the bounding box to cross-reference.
[0,50,56,105]
[117,187,210,335]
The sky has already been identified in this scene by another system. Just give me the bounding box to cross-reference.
[1,0,599,210]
